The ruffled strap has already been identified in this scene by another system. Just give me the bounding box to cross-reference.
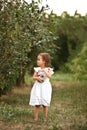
[34,67,40,72]
[49,68,54,75]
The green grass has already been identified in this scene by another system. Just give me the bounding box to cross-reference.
[51,72,75,81]
[0,73,87,130]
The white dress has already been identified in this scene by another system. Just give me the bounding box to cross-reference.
[29,67,54,106]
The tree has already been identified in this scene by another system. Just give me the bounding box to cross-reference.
[69,42,87,80]
[49,14,87,71]
[0,0,55,95]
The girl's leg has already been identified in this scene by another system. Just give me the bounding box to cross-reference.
[43,105,48,119]
[34,105,40,121]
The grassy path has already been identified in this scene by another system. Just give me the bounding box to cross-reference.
[0,80,87,130]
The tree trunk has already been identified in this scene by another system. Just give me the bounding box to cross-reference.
[16,70,25,86]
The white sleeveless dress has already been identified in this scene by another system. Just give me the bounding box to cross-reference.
[29,67,54,106]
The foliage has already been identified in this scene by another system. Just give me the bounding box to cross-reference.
[50,15,87,70]
[0,0,55,95]
[68,42,87,80]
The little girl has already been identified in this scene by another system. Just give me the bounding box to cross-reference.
[29,53,54,121]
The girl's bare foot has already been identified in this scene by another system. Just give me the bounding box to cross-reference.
[34,118,38,121]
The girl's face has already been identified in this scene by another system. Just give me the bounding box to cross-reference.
[37,55,45,67]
